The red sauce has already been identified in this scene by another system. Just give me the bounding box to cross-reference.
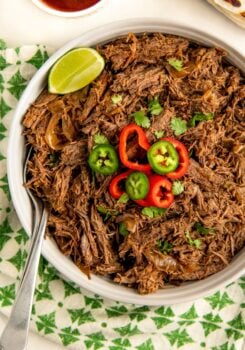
[41,0,100,12]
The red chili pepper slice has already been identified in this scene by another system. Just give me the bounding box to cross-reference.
[162,137,189,179]
[119,124,151,172]
[134,198,152,207]
[109,170,133,199]
[146,174,174,208]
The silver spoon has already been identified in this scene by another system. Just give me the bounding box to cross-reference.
[0,147,48,350]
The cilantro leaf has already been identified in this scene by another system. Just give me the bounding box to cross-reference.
[172,181,184,195]
[96,206,119,220]
[170,117,188,136]
[188,112,214,128]
[131,111,150,129]
[117,193,129,204]
[192,239,201,248]
[94,133,109,145]
[185,231,201,249]
[157,240,173,254]
[119,223,129,237]
[141,206,166,218]
[168,58,183,72]
[194,222,215,235]
[111,94,123,104]
[49,153,59,167]
[148,96,163,116]
[154,130,165,139]
[96,206,108,215]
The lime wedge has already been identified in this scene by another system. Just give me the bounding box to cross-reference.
[48,47,105,94]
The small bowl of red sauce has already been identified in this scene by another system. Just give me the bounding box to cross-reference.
[32,0,106,17]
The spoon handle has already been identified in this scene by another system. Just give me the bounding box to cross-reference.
[0,208,48,350]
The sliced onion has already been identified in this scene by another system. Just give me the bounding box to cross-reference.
[45,114,64,150]
[123,217,137,233]
[62,113,76,142]
[45,113,76,150]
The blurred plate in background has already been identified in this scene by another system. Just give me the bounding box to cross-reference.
[207,0,245,28]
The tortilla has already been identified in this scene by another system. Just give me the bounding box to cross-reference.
[208,0,245,28]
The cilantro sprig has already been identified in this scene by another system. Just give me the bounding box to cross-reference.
[185,231,201,249]
[130,96,163,129]
[157,240,173,254]
[142,206,166,218]
[119,222,129,237]
[49,153,59,167]
[94,133,109,145]
[170,111,214,136]
[131,111,150,129]
[194,222,215,235]
[148,96,163,116]
[170,117,188,136]
[111,94,123,104]
[188,112,214,128]
[168,58,183,72]
[154,130,165,139]
[172,181,184,195]
[117,193,129,204]
[96,205,119,221]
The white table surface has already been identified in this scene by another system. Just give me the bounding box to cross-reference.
[0,0,244,349]
[0,0,244,54]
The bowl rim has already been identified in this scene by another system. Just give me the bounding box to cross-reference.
[31,0,107,18]
[7,18,245,305]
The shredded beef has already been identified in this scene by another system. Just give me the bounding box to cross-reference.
[23,33,245,294]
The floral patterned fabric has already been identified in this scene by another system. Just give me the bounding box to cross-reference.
[0,40,244,350]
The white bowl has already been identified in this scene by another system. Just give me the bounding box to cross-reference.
[7,19,245,305]
[32,0,107,18]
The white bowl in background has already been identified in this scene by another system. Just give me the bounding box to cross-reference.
[31,0,107,18]
[7,19,245,305]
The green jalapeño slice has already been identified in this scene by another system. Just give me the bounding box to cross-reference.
[147,140,179,175]
[125,171,149,200]
[88,144,119,175]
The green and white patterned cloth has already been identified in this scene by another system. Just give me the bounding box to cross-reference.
[0,39,244,350]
